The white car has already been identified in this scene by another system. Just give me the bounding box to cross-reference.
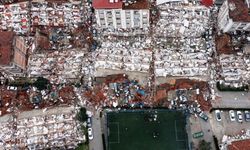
[7,86,17,91]
[215,110,222,122]
[229,110,236,121]
[88,128,93,140]
[237,111,243,122]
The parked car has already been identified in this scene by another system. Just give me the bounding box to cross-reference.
[7,86,17,91]
[199,112,208,121]
[229,110,236,121]
[88,128,93,140]
[244,111,250,122]
[87,117,92,127]
[215,110,221,122]
[236,111,243,122]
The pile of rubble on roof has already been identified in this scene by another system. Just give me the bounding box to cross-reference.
[0,0,93,34]
[0,107,84,149]
[94,36,152,73]
[0,2,29,34]
[0,86,16,116]
[155,2,210,38]
[28,50,86,83]
[154,2,214,79]
[36,26,92,50]
[31,2,82,28]
[219,54,250,83]
[215,32,250,85]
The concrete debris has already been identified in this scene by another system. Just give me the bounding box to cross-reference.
[28,50,86,83]
[94,36,152,73]
[0,107,84,149]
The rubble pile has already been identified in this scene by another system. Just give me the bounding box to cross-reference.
[98,27,150,36]
[154,2,213,78]
[36,26,91,50]
[28,50,86,83]
[94,36,152,73]
[0,0,93,35]
[155,37,211,77]
[0,108,84,149]
[0,86,15,116]
[155,3,210,37]
[31,2,82,28]
[155,79,212,111]
[0,121,13,148]
[0,2,29,34]
[219,54,250,83]
[84,74,149,107]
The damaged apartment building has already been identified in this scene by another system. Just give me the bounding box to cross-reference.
[218,0,250,32]
[154,1,213,80]
[0,107,84,149]
[94,36,152,78]
[217,0,250,85]
[0,31,32,76]
[93,0,215,83]
[93,0,150,34]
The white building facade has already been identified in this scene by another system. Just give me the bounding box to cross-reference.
[218,0,250,32]
[95,9,149,29]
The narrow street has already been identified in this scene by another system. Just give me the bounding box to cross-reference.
[89,110,103,150]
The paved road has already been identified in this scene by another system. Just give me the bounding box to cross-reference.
[210,110,250,141]
[89,111,103,150]
[212,86,250,108]
[188,113,215,150]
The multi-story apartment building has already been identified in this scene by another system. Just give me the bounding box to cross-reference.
[0,31,30,76]
[93,0,149,29]
[218,0,250,32]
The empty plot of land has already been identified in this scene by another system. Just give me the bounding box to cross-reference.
[107,110,188,150]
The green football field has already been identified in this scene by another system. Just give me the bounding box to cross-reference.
[107,110,188,150]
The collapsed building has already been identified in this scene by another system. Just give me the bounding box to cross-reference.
[0,2,29,34]
[154,2,213,79]
[0,1,85,34]
[28,50,86,83]
[0,107,84,149]
[94,36,152,77]
[0,31,32,76]
[218,0,250,33]
[215,32,250,84]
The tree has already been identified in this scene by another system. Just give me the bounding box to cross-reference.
[77,107,88,122]
[33,77,50,91]
[198,140,212,150]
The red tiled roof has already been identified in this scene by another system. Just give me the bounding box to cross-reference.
[123,0,149,9]
[201,0,213,7]
[228,139,250,150]
[93,0,123,9]
[228,0,250,22]
[0,31,14,65]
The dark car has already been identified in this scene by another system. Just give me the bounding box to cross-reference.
[87,117,92,127]
[199,112,208,121]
